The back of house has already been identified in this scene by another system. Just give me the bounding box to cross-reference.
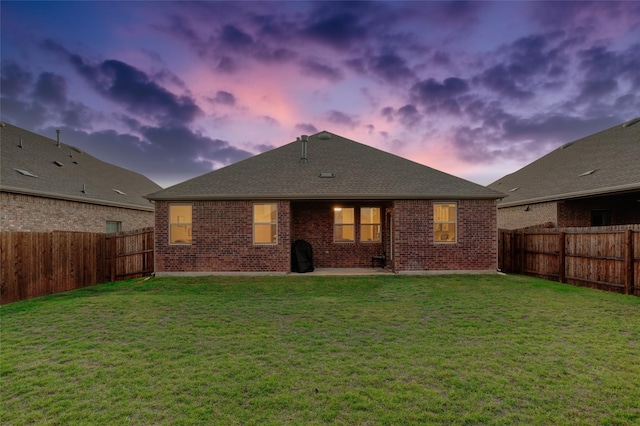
[147,131,503,275]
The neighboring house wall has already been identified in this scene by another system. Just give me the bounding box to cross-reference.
[497,202,558,230]
[393,199,498,272]
[497,194,640,230]
[0,192,154,232]
[154,200,291,274]
[558,197,640,227]
[291,201,388,268]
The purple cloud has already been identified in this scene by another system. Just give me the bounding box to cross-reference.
[411,77,470,115]
[295,123,318,134]
[299,58,343,81]
[326,110,357,128]
[1,63,33,97]
[32,72,67,105]
[211,90,236,106]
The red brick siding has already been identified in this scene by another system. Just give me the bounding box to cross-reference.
[1,192,154,232]
[291,202,388,268]
[154,200,291,273]
[393,199,497,271]
[155,198,497,273]
[558,198,640,227]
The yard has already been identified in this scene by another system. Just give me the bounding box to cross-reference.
[1,274,639,425]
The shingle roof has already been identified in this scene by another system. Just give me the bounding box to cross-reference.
[147,131,502,201]
[1,122,161,211]
[488,118,640,207]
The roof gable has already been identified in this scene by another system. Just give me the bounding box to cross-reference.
[147,131,502,201]
[1,123,162,210]
[488,118,640,207]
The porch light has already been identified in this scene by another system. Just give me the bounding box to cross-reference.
[334,207,342,212]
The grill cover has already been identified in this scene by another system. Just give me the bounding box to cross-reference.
[291,240,314,273]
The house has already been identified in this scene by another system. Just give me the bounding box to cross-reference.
[0,122,162,233]
[146,131,503,275]
[488,118,640,230]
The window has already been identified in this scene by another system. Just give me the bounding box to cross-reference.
[334,207,355,242]
[360,207,381,242]
[434,202,457,242]
[169,204,192,244]
[106,221,121,233]
[591,210,611,227]
[254,203,277,244]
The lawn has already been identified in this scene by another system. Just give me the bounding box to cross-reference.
[1,274,639,425]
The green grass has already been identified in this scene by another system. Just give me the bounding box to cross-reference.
[1,274,639,425]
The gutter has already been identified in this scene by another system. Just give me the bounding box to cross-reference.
[497,182,640,208]
[146,192,505,202]
[1,186,155,212]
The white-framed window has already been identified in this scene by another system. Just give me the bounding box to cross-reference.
[334,207,355,242]
[106,221,121,233]
[434,202,457,243]
[253,203,277,244]
[360,207,381,242]
[169,204,192,244]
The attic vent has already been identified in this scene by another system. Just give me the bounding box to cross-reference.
[113,189,126,195]
[622,117,640,128]
[318,172,336,178]
[15,168,38,178]
[560,142,573,149]
[579,169,597,176]
[509,187,520,192]
[53,161,64,167]
[318,132,332,140]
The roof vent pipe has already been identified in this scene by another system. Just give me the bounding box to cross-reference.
[56,129,61,147]
[300,135,308,164]
[82,183,87,194]
[19,138,23,148]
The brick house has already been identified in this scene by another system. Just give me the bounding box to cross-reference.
[147,131,503,275]
[488,118,640,230]
[1,122,162,232]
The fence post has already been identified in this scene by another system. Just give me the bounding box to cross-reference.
[108,235,116,282]
[624,229,633,295]
[519,230,526,274]
[558,231,566,283]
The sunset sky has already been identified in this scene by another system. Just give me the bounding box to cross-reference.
[2,1,639,188]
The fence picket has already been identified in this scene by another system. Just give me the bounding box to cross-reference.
[1,228,153,304]
[499,225,639,296]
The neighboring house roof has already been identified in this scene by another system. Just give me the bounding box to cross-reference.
[1,122,161,211]
[147,131,502,201]
[488,118,640,208]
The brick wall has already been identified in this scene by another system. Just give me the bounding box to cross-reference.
[154,198,498,274]
[497,202,558,230]
[154,200,291,273]
[393,199,498,272]
[558,198,640,227]
[0,192,154,232]
[291,201,388,268]
[497,195,640,230]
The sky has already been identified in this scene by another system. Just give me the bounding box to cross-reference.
[1,1,639,188]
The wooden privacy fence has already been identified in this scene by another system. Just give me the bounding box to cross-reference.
[499,225,640,296]
[1,227,154,304]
